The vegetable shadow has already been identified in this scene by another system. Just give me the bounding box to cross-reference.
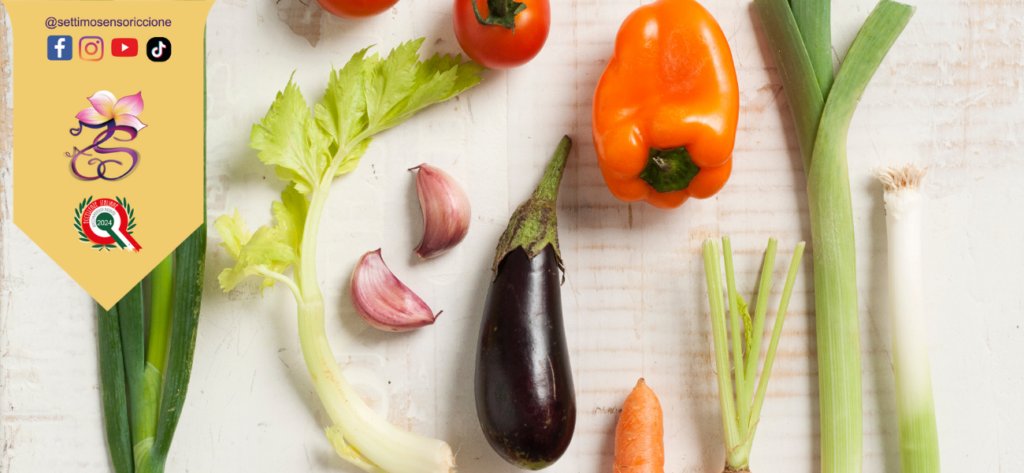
[405,164,425,267]
[217,142,282,199]
[438,256,514,471]
[749,3,821,471]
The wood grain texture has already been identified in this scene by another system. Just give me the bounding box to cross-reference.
[2,0,1023,471]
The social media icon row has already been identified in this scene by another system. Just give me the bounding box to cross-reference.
[47,36,171,62]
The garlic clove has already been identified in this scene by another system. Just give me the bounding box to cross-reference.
[411,164,471,259]
[350,249,440,332]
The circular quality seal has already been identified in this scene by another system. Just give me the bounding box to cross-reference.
[75,197,142,252]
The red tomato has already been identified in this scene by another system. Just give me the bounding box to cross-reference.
[453,0,550,69]
[317,0,399,19]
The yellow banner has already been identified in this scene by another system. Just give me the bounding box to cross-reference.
[4,1,213,309]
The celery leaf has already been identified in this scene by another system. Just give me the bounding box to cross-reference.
[233,37,483,292]
[250,77,333,195]
[334,138,372,177]
[365,39,423,129]
[216,209,251,262]
[738,294,754,357]
[272,184,308,256]
[317,38,485,157]
[316,48,371,149]
[215,210,298,292]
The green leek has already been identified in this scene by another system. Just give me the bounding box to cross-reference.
[753,1,915,472]
[97,304,133,473]
[97,35,208,473]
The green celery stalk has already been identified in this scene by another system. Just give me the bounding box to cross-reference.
[753,1,915,472]
[742,238,777,403]
[747,241,806,435]
[702,237,805,471]
[97,304,134,473]
[701,240,744,468]
[721,238,749,434]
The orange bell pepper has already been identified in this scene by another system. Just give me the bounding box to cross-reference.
[592,0,739,209]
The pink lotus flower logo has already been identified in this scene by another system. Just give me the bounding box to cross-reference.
[76,91,147,131]
[66,91,146,181]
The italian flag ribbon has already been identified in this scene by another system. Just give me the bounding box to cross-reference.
[81,198,142,252]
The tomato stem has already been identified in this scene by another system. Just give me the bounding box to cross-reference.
[472,0,527,31]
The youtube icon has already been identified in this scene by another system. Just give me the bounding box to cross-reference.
[111,38,138,57]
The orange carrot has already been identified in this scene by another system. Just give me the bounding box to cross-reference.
[614,378,665,473]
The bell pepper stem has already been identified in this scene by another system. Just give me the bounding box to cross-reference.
[639,146,700,193]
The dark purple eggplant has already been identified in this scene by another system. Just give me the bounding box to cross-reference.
[475,136,576,470]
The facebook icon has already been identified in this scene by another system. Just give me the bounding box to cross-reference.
[47,35,73,61]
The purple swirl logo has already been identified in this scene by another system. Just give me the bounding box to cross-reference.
[66,91,146,181]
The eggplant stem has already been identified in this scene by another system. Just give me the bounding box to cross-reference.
[490,136,572,278]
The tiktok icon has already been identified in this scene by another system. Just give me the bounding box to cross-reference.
[146,37,171,62]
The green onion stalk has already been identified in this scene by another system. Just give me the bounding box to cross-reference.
[752,1,915,472]
[876,164,940,473]
[98,232,206,473]
[702,237,804,473]
[96,37,207,473]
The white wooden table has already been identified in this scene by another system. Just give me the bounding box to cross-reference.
[2,0,1022,471]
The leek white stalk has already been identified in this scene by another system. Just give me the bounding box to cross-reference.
[877,164,940,473]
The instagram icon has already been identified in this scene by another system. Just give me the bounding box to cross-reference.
[79,37,104,61]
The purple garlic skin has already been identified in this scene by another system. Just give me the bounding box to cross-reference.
[411,164,471,259]
[350,249,440,332]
